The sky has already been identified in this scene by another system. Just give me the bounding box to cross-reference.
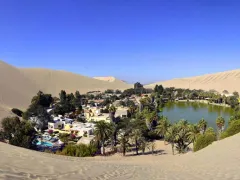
[0,0,240,84]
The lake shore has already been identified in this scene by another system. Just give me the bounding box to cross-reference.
[176,99,231,108]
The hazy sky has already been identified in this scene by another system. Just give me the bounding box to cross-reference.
[0,0,240,84]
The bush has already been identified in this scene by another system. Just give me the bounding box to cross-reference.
[60,143,97,157]
[194,133,216,152]
[221,119,240,139]
[1,117,36,149]
[11,108,23,117]
[59,133,70,144]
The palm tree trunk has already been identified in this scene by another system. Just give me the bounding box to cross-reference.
[102,141,105,155]
[123,144,126,156]
[171,143,174,155]
[135,139,138,155]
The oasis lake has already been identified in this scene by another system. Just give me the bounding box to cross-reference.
[162,102,234,129]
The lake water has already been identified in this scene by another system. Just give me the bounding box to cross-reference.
[162,102,233,129]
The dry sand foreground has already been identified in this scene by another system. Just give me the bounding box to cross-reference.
[1,134,240,180]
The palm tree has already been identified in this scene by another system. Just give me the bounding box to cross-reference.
[198,118,207,134]
[165,125,177,155]
[131,129,142,155]
[119,133,130,156]
[94,121,113,155]
[155,117,171,142]
[216,116,225,139]
[187,124,200,146]
[108,105,116,123]
[128,105,136,117]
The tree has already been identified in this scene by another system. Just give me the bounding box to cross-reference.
[119,133,130,156]
[155,117,171,142]
[221,119,240,139]
[226,96,239,108]
[74,91,82,109]
[154,85,159,93]
[115,89,122,94]
[216,116,225,139]
[222,90,229,94]
[131,129,142,155]
[128,105,136,118]
[108,105,117,123]
[25,106,52,130]
[134,82,144,94]
[174,120,192,154]
[205,127,216,135]
[94,121,113,155]
[233,91,239,98]
[198,118,207,134]
[187,124,200,146]
[1,117,36,149]
[59,90,67,104]
[31,91,53,108]
[165,125,177,155]
[134,82,143,90]
[193,132,216,152]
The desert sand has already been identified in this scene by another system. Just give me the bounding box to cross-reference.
[146,69,240,93]
[94,76,117,82]
[0,60,132,121]
[1,133,240,180]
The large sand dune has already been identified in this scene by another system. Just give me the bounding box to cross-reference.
[19,68,132,96]
[1,133,240,179]
[0,60,132,121]
[146,69,240,93]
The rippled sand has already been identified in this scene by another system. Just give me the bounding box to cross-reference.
[1,134,240,180]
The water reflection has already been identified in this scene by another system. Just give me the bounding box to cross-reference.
[163,102,233,129]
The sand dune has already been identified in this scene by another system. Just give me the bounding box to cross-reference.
[19,68,132,96]
[94,76,117,82]
[0,61,132,121]
[0,61,40,121]
[1,133,240,179]
[146,69,240,93]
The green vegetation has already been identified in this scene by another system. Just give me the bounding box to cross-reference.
[1,117,36,149]
[216,116,225,139]
[221,119,240,139]
[193,133,216,152]
[58,143,97,157]
[94,121,113,155]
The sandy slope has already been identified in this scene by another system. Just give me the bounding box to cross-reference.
[146,69,240,93]
[1,134,240,180]
[0,61,132,121]
[19,68,132,96]
[0,61,40,121]
[94,76,117,82]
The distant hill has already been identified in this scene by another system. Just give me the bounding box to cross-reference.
[145,69,240,93]
[0,60,132,121]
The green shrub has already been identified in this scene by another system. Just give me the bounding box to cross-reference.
[61,143,97,157]
[194,133,216,152]
[221,119,240,139]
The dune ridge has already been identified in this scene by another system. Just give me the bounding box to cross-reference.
[146,69,240,93]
